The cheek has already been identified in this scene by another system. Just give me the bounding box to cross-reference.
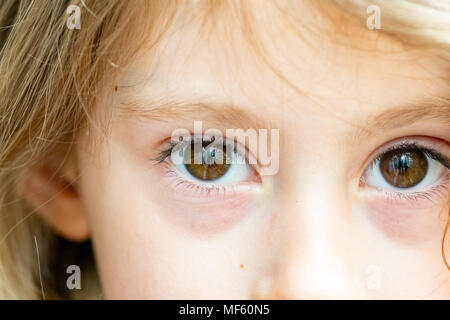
[75,134,269,298]
[153,182,266,235]
[363,195,448,243]
[142,151,269,235]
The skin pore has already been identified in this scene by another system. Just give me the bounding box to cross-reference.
[29,1,450,298]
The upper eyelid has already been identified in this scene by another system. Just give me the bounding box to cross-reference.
[365,138,450,171]
[153,134,256,166]
[369,136,450,159]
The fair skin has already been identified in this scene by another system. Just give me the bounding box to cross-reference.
[26,2,449,299]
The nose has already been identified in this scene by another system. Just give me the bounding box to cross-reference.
[251,180,367,299]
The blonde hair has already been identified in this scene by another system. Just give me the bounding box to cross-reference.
[335,0,450,52]
[0,0,448,299]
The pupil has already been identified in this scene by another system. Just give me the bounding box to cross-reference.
[185,142,231,181]
[389,154,412,173]
[202,147,216,165]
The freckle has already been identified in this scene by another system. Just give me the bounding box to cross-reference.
[114,85,118,92]
[240,264,244,269]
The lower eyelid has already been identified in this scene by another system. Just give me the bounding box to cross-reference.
[162,163,262,198]
[387,182,448,204]
[169,175,259,198]
[360,171,449,205]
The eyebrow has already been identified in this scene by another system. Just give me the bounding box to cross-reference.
[118,97,271,130]
[354,101,450,140]
[118,95,449,138]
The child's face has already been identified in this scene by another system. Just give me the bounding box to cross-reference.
[75,3,449,298]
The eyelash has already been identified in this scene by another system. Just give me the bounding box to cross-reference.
[367,142,450,171]
[153,139,239,164]
[370,179,449,204]
[153,141,178,164]
[163,164,242,196]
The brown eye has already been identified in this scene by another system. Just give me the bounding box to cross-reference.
[185,142,231,181]
[379,149,428,188]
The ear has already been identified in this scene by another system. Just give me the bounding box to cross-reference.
[21,156,89,242]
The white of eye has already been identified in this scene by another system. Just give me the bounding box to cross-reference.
[170,142,252,185]
[363,153,445,192]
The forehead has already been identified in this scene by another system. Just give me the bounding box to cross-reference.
[116,1,449,129]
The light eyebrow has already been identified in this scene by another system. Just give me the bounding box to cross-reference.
[355,101,450,140]
[117,97,271,130]
[118,94,449,141]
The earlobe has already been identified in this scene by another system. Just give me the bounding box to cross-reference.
[22,159,90,242]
